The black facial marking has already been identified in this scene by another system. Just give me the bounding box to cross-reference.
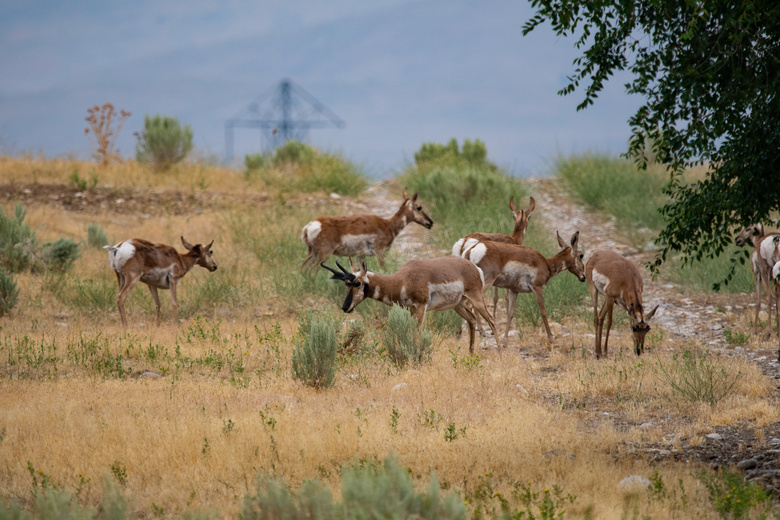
[342,290,354,313]
[363,283,372,298]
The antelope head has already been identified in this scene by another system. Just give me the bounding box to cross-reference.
[735,223,764,247]
[321,259,370,313]
[402,188,434,229]
[181,237,218,272]
[557,230,586,282]
[628,303,659,355]
[509,196,535,235]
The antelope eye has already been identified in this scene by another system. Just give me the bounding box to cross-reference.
[579,254,584,259]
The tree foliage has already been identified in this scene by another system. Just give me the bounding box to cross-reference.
[523,1,780,286]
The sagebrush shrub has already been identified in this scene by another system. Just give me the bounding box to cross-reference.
[382,304,432,367]
[273,140,315,165]
[291,317,338,389]
[42,238,80,271]
[0,203,38,273]
[135,115,193,171]
[87,223,108,248]
[0,267,19,317]
[653,349,741,405]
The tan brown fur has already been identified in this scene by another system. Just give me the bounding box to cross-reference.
[301,189,433,270]
[585,250,658,358]
[107,236,217,327]
[463,232,585,347]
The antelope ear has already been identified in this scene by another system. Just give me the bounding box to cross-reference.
[181,236,194,250]
[528,196,536,213]
[205,240,214,252]
[403,187,409,200]
[556,231,566,249]
[570,231,580,250]
[412,191,419,202]
[349,256,358,272]
[645,305,659,321]
[509,196,518,212]
[360,258,368,273]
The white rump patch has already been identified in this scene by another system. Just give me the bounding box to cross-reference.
[302,221,322,243]
[451,238,465,257]
[591,269,611,296]
[108,241,135,272]
[335,234,377,257]
[467,243,487,265]
[475,265,486,285]
[760,237,779,266]
[427,281,465,310]
[773,261,780,280]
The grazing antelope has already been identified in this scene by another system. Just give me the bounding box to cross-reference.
[461,231,586,347]
[735,224,780,337]
[452,196,536,315]
[585,250,658,358]
[105,237,217,327]
[321,256,500,353]
[301,189,433,270]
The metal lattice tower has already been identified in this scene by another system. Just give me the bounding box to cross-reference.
[224,78,345,161]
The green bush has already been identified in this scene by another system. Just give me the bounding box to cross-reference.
[242,455,466,520]
[697,467,773,519]
[291,316,338,389]
[87,223,109,248]
[414,138,490,168]
[135,114,194,171]
[0,203,38,273]
[653,349,742,406]
[382,305,433,368]
[42,238,80,271]
[244,152,266,174]
[273,140,316,165]
[0,267,19,317]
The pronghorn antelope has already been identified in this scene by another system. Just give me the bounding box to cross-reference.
[452,196,536,315]
[321,257,500,353]
[585,250,658,358]
[301,189,433,270]
[105,237,217,327]
[770,260,780,360]
[461,231,586,347]
[735,224,780,337]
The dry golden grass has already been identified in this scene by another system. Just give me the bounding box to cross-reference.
[0,159,777,519]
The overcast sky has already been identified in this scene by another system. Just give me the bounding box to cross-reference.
[0,0,641,178]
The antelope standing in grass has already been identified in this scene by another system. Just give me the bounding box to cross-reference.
[585,250,658,358]
[452,196,535,315]
[769,260,780,360]
[461,231,586,348]
[105,237,217,327]
[321,256,500,353]
[735,223,780,337]
[301,189,433,270]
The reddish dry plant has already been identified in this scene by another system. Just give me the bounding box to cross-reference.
[84,103,131,166]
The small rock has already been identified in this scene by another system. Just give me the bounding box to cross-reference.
[706,433,724,441]
[330,193,341,199]
[769,438,780,447]
[142,371,161,379]
[658,450,671,458]
[618,475,651,492]
[515,384,530,396]
[737,459,758,470]
[392,383,407,391]
[639,422,653,429]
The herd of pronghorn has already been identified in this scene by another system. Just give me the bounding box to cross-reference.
[104,190,780,359]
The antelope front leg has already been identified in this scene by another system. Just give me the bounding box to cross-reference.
[116,273,142,328]
[532,286,554,340]
[590,286,602,358]
[602,298,615,356]
[504,290,519,349]
[454,303,478,354]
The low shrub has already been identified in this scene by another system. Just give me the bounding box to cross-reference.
[42,238,80,271]
[291,316,338,389]
[135,114,194,171]
[382,304,433,367]
[87,223,109,248]
[0,267,19,317]
[653,349,742,406]
[697,467,774,519]
[273,140,316,165]
[0,203,38,273]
